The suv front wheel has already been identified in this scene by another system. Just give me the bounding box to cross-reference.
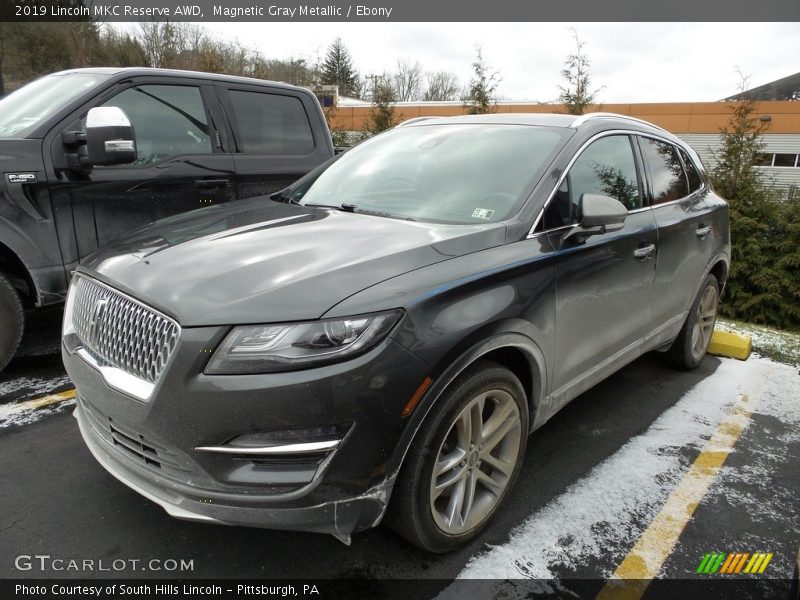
[387,360,528,552]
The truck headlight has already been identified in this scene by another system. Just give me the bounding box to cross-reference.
[205,310,403,374]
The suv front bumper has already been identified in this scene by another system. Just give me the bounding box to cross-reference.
[65,328,431,537]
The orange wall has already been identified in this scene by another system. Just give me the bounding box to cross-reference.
[328,101,800,135]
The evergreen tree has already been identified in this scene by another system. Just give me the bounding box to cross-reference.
[367,75,397,134]
[711,87,800,330]
[558,28,602,115]
[463,47,499,115]
[320,37,360,98]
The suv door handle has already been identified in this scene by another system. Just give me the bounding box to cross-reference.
[696,225,711,237]
[194,178,230,188]
[633,244,656,259]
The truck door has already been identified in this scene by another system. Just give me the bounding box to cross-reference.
[47,80,235,259]
[216,84,332,200]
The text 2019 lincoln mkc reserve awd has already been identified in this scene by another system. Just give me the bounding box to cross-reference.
[63,113,730,552]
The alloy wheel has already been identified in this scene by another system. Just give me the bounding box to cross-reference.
[429,389,522,535]
[690,284,718,361]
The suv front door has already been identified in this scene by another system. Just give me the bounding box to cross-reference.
[540,133,658,401]
[48,79,235,260]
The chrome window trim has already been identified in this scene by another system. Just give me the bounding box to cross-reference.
[528,129,706,238]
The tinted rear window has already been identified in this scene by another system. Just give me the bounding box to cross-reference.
[640,138,689,204]
[229,91,314,155]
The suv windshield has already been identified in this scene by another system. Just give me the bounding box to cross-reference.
[300,124,569,224]
[0,72,110,138]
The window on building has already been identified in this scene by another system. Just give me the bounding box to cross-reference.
[773,153,798,167]
[753,152,800,168]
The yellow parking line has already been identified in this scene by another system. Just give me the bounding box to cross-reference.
[596,393,753,600]
[6,388,76,413]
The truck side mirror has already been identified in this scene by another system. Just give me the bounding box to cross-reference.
[85,107,136,166]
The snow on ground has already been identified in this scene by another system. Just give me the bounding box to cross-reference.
[0,396,76,429]
[717,319,800,367]
[0,373,72,403]
[449,357,798,584]
[0,373,74,428]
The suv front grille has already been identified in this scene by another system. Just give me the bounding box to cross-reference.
[71,275,180,385]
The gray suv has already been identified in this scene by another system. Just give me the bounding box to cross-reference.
[63,113,730,552]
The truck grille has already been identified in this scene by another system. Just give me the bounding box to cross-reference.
[71,276,180,384]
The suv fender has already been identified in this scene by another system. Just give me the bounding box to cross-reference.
[383,327,547,499]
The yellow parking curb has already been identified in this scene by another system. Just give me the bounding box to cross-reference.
[708,330,752,361]
[7,388,77,413]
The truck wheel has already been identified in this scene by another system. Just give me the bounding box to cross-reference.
[0,272,24,372]
[387,360,528,552]
[665,274,719,370]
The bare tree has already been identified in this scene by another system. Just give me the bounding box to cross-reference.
[393,59,422,102]
[423,70,460,101]
[138,21,175,68]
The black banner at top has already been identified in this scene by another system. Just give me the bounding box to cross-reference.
[1,0,799,22]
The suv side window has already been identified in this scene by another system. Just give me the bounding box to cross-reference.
[100,85,212,167]
[640,137,689,204]
[543,134,641,230]
[228,91,314,155]
[678,147,703,193]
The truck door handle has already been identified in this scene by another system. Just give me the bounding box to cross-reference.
[633,244,656,259]
[696,225,711,237]
[194,178,230,188]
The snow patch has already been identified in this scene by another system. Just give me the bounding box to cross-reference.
[0,374,72,401]
[450,358,787,581]
[0,397,76,429]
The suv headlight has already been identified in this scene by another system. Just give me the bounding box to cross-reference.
[205,310,403,375]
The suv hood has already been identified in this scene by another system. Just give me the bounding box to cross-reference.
[79,198,507,326]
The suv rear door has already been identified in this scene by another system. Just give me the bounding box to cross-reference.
[636,136,715,347]
[216,83,332,200]
[46,76,236,260]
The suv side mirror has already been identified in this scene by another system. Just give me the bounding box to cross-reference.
[85,106,136,166]
[563,194,627,242]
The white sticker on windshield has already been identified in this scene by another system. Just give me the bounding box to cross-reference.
[472,208,495,220]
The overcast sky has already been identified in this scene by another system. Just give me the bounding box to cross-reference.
[189,22,798,103]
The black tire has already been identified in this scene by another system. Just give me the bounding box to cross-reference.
[386,359,529,553]
[0,272,24,372]
[665,274,719,370]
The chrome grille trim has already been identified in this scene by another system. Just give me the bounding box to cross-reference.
[67,275,180,399]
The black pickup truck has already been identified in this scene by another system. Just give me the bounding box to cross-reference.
[0,67,335,370]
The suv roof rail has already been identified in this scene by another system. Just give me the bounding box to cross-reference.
[570,112,671,134]
[397,116,437,127]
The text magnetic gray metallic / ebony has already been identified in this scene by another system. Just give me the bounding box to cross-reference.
[63,113,730,552]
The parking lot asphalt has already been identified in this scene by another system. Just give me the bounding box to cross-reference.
[1,310,798,597]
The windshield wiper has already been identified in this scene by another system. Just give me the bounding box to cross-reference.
[304,202,415,221]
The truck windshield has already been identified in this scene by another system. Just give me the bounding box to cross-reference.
[0,72,110,138]
[299,124,569,225]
